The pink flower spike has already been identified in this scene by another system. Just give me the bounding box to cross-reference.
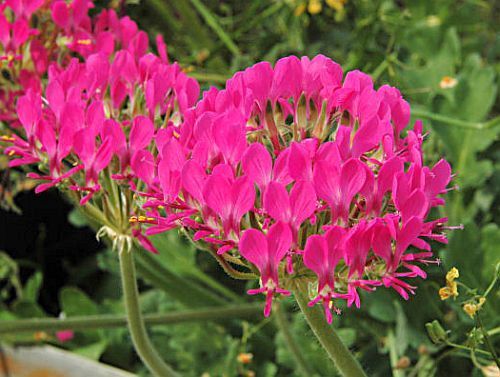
[239,222,292,316]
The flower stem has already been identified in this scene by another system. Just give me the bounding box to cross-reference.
[412,109,500,130]
[119,248,180,377]
[293,280,367,377]
[476,313,500,369]
[275,304,316,376]
[0,304,262,335]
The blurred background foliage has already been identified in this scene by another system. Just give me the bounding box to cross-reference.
[0,0,499,376]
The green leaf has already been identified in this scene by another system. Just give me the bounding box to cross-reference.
[73,340,108,360]
[431,54,498,190]
[68,208,89,228]
[23,271,43,302]
[480,223,500,280]
[394,302,409,354]
[337,328,357,348]
[442,221,483,287]
[149,231,197,277]
[11,300,46,318]
[366,290,396,323]
[60,287,99,317]
[96,248,120,276]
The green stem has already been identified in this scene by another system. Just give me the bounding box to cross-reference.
[188,71,229,83]
[476,313,500,369]
[275,304,315,376]
[188,0,240,56]
[412,109,500,130]
[293,280,367,377]
[0,304,262,335]
[483,262,499,297]
[488,327,500,337]
[119,248,179,377]
[387,330,404,377]
[445,341,492,357]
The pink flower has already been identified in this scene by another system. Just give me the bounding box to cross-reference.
[203,167,255,243]
[56,330,74,343]
[264,181,316,241]
[239,222,292,316]
[241,143,291,191]
[303,227,345,323]
[6,0,45,20]
[314,158,366,224]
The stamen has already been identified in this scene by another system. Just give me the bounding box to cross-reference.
[77,39,92,45]
[0,135,15,142]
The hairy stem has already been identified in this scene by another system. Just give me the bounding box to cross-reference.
[293,280,367,377]
[0,304,261,335]
[119,248,180,377]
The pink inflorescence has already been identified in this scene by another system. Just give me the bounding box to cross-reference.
[2,0,199,253]
[137,56,453,322]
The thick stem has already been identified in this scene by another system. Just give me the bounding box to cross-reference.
[275,304,315,376]
[0,304,262,335]
[293,281,367,377]
[119,248,180,377]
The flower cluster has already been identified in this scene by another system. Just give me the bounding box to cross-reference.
[137,56,453,322]
[0,0,158,120]
[2,0,199,252]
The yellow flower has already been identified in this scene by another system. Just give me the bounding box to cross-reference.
[439,286,453,300]
[463,297,486,318]
[426,15,442,27]
[237,353,254,364]
[439,267,459,300]
[294,3,307,16]
[308,0,322,14]
[446,267,459,282]
[326,0,347,11]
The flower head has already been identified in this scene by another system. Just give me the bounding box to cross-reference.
[134,55,453,320]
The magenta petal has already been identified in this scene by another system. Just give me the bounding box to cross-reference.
[231,176,255,221]
[130,115,154,152]
[181,160,206,202]
[288,142,312,182]
[239,228,268,270]
[241,143,272,189]
[267,221,292,264]
[263,181,290,222]
[289,180,316,227]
